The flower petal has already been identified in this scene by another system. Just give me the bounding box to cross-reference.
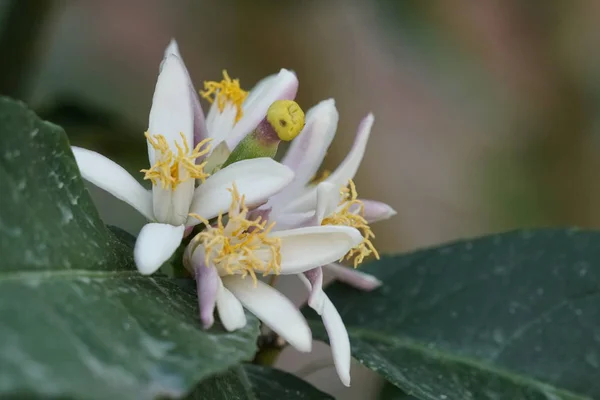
[299,275,351,387]
[134,223,185,275]
[353,199,397,224]
[302,268,325,315]
[191,247,220,329]
[280,99,339,191]
[162,39,209,151]
[152,177,195,226]
[285,113,374,214]
[270,211,314,231]
[324,263,382,291]
[270,226,363,274]
[216,283,247,332]
[186,158,294,225]
[225,69,298,150]
[324,113,374,188]
[222,276,312,352]
[206,102,238,146]
[71,147,153,220]
[147,53,194,164]
[315,182,340,224]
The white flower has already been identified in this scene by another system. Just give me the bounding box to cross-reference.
[252,100,396,386]
[261,100,396,293]
[71,41,297,275]
[183,185,362,356]
[162,40,299,167]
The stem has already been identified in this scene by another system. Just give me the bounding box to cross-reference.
[252,331,286,366]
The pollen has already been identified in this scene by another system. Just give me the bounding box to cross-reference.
[141,132,211,190]
[189,184,281,285]
[321,179,380,267]
[201,70,248,123]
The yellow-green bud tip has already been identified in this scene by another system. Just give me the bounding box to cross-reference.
[267,100,305,141]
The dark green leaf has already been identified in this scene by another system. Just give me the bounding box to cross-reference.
[191,364,333,400]
[306,229,600,400]
[379,382,418,400]
[0,97,259,399]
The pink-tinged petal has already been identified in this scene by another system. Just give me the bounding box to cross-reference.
[270,211,314,231]
[298,275,351,387]
[280,99,339,192]
[71,147,153,221]
[285,113,374,214]
[324,263,382,291]
[351,199,397,223]
[191,247,220,329]
[247,207,272,226]
[183,226,194,238]
[186,158,293,225]
[223,276,312,352]
[216,284,247,331]
[303,267,325,315]
[134,223,185,275]
[225,69,298,150]
[162,39,209,151]
[271,226,363,274]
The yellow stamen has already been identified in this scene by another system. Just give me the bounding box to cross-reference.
[200,70,248,123]
[267,100,305,141]
[321,179,379,267]
[188,184,281,285]
[141,132,211,190]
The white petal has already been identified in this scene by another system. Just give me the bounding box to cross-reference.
[216,282,247,331]
[298,276,351,387]
[147,54,194,164]
[285,113,374,214]
[354,199,397,224]
[223,276,312,352]
[162,39,181,63]
[281,99,339,190]
[315,182,340,224]
[206,102,237,145]
[162,40,210,149]
[322,296,351,386]
[134,223,185,275]
[270,226,363,274]
[152,179,194,226]
[72,147,153,220]
[325,113,374,187]
[225,69,298,150]
[324,263,382,291]
[186,158,294,225]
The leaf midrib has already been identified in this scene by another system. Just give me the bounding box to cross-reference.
[308,321,590,400]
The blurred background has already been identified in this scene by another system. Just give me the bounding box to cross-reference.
[3,0,600,398]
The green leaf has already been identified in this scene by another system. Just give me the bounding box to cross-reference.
[191,365,333,400]
[306,229,600,400]
[0,97,259,399]
[379,382,418,400]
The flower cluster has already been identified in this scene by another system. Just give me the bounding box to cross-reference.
[72,39,395,387]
